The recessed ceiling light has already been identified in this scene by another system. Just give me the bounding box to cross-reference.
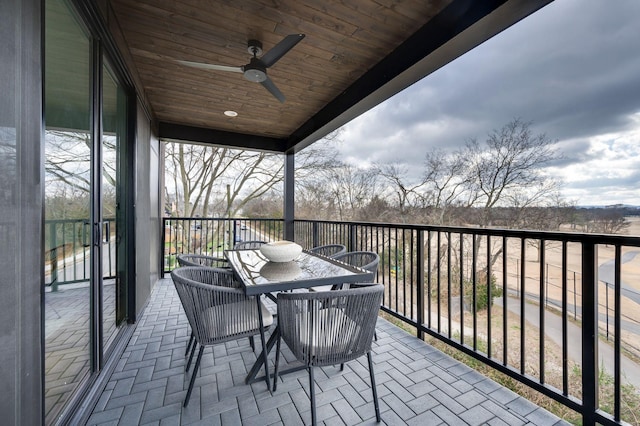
[224,110,238,117]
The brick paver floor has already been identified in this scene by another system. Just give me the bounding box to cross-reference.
[87,278,570,425]
[45,280,117,421]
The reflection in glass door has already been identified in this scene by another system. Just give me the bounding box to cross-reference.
[44,0,92,421]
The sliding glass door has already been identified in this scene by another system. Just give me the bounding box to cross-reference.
[44,0,131,422]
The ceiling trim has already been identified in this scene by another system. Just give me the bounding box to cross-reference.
[159,122,287,152]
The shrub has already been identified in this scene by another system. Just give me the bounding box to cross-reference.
[463,273,500,312]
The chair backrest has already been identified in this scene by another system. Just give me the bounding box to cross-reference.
[333,251,380,278]
[308,244,347,258]
[170,266,262,345]
[277,284,383,367]
[177,253,228,269]
[233,240,267,249]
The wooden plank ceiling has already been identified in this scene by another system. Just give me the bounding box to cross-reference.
[108,0,552,152]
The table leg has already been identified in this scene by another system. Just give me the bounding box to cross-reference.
[255,297,271,389]
[246,323,280,384]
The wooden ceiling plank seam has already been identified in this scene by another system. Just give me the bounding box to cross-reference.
[126,34,353,83]
[114,1,416,79]
[284,0,426,48]
[114,14,367,84]
[111,7,251,59]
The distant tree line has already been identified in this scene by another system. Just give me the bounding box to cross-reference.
[164,118,634,236]
[44,120,632,236]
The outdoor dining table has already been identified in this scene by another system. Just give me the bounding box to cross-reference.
[224,248,374,386]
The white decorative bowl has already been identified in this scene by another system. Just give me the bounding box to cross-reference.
[260,261,302,281]
[259,241,303,263]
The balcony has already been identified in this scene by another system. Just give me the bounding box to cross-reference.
[37,216,636,424]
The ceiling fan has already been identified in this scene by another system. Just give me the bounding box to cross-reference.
[177,34,305,103]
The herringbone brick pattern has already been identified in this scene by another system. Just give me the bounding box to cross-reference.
[87,278,570,425]
[45,280,117,420]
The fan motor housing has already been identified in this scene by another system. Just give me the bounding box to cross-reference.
[243,58,267,82]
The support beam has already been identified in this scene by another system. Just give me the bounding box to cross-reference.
[283,152,294,241]
[159,122,287,153]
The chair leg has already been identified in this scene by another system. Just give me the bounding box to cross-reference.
[186,340,197,372]
[249,336,255,351]
[309,366,317,426]
[185,332,195,357]
[272,333,282,392]
[367,352,381,422]
[184,345,204,407]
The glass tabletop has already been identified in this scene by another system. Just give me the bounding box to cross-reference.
[225,249,373,295]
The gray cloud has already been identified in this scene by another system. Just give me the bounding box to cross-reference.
[336,0,640,204]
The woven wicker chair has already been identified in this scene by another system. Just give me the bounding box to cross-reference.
[308,244,347,258]
[273,284,383,425]
[310,250,379,292]
[177,253,228,269]
[233,240,267,249]
[171,266,273,406]
[174,260,239,360]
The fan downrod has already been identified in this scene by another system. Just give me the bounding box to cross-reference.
[247,39,263,57]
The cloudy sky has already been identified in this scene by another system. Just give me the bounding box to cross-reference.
[336,0,640,207]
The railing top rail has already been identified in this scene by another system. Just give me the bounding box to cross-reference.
[294,218,640,247]
[163,217,282,222]
[45,217,115,224]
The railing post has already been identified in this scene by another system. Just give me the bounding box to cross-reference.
[49,221,58,292]
[312,222,319,248]
[416,230,424,340]
[349,223,357,251]
[582,242,598,426]
[161,218,166,277]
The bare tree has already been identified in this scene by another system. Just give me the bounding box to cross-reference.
[164,142,285,217]
[421,149,468,225]
[165,131,340,218]
[375,162,429,221]
[45,130,92,195]
[462,118,561,227]
[323,163,378,221]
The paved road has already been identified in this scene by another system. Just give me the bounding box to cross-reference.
[495,296,640,388]
[599,251,640,304]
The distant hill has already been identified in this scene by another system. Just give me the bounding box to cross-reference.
[578,204,640,210]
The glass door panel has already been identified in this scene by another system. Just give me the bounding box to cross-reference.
[101,63,127,352]
[44,0,91,421]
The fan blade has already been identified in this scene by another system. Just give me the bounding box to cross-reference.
[260,77,286,103]
[176,60,242,73]
[261,34,305,68]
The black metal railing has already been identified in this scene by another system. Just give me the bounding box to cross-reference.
[45,218,116,290]
[164,216,640,425]
[162,217,284,272]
